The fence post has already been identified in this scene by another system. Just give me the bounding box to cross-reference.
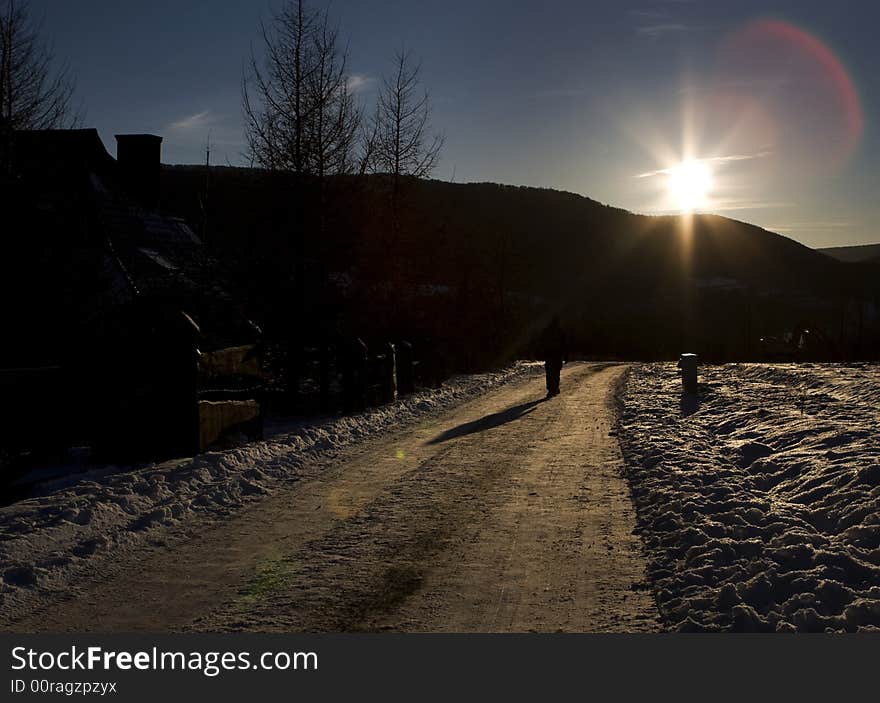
[396,340,415,395]
[319,340,330,412]
[342,337,368,413]
[383,342,397,404]
[170,310,201,458]
[285,338,302,409]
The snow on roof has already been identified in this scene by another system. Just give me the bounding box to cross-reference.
[8,128,256,351]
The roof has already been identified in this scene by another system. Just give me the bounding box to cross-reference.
[6,128,116,183]
[4,128,257,358]
[97,193,256,350]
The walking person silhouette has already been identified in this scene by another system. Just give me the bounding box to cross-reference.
[541,316,567,398]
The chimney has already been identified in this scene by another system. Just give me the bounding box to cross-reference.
[115,134,163,210]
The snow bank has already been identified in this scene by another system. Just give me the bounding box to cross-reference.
[618,363,880,632]
[0,362,541,612]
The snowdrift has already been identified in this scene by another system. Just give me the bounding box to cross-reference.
[619,363,880,632]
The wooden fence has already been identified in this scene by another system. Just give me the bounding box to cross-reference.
[1,337,436,484]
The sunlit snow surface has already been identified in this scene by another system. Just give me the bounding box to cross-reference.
[619,363,880,632]
[0,363,542,613]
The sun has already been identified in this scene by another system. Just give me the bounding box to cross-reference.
[667,160,713,213]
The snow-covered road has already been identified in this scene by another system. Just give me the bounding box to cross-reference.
[1,362,657,632]
[13,358,873,633]
[1,363,541,621]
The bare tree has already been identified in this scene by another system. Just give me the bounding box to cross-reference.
[305,21,360,178]
[242,0,359,177]
[242,0,363,395]
[371,49,444,184]
[356,102,380,176]
[369,48,443,254]
[0,0,79,131]
[366,49,444,292]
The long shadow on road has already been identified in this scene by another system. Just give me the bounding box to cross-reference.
[426,398,546,445]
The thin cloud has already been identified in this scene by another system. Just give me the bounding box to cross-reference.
[767,222,854,232]
[346,73,375,93]
[635,167,671,179]
[636,23,690,38]
[635,151,773,178]
[711,199,795,212]
[534,87,586,99]
[628,9,667,20]
[678,78,792,96]
[168,110,216,131]
[631,2,700,39]
[642,200,794,215]
[707,151,774,165]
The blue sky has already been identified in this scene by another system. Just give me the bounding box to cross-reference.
[29,0,880,247]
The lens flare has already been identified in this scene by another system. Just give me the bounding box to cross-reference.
[719,19,864,170]
[627,18,863,220]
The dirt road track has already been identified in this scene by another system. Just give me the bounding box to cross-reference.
[5,362,659,632]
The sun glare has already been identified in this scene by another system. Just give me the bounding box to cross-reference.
[667,160,713,213]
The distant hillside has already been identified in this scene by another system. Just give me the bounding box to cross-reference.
[819,243,880,263]
[160,166,880,363]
